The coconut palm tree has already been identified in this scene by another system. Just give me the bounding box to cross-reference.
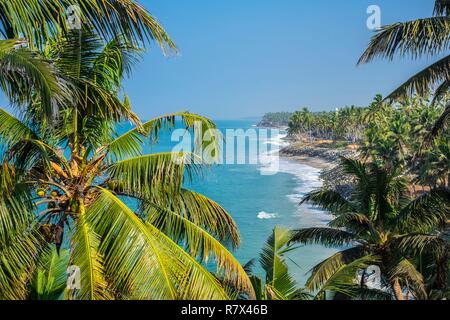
[0,30,253,300]
[290,157,449,300]
[0,1,176,123]
[0,0,175,50]
[359,0,450,133]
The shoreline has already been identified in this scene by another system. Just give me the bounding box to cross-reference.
[278,137,357,170]
[281,154,334,170]
[279,138,356,170]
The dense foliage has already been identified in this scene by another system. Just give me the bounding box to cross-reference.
[258,112,293,127]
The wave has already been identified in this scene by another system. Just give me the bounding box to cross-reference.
[257,211,278,219]
[258,132,331,227]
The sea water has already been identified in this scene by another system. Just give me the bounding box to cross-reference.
[130,119,338,286]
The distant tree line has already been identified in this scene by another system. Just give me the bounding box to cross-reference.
[258,112,293,127]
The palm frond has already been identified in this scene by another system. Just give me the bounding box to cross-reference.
[29,247,69,300]
[89,36,142,90]
[431,80,450,105]
[305,246,365,292]
[315,255,381,299]
[69,201,112,300]
[385,55,450,101]
[396,188,449,232]
[0,40,70,120]
[87,188,231,299]
[143,188,240,247]
[109,112,221,162]
[107,152,200,197]
[358,17,450,63]
[328,212,374,234]
[398,234,447,258]
[0,107,36,148]
[0,0,176,52]
[434,0,450,16]
[431,101,450,136]
[301,189,355,213]
[260,226,298,298]
[387,259,427,300]
[75,0,177,52]
[290,227,358,248]
[141,202,253,295]
[0,192,41,300]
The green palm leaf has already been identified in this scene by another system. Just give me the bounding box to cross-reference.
[87,188,230,300]
[0,0,176,51]
[290,227,358,247]
[305,246,365,292]
[396,188,449,232]
[0,107,36,147]
[0,40,69,120]
[143,188,240,247]
[315,255,380,299]
[29,247,69,300]
[260,226,298,298]
[141,202,253,295]
[108,112,221,161]
[0,192,41,300]
[69,199,112,300]
[107,152,200,196]
[358,17,450,63]
[384,55,450,101]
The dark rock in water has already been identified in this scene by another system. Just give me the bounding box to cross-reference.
[280,145,357,163]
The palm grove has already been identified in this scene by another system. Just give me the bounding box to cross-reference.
[0,1,254,300]
[285,0,450,300]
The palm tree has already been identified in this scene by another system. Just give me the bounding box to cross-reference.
[0,30,253,300]
[290,157,449,300]
[0,1,176,122]
[359,0,450,132]
[0,0,175,50]
[244,226,311,300]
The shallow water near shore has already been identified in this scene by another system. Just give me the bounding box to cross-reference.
[132,119,338,285]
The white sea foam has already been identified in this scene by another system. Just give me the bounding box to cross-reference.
[258,131,331,227]
[257,211,278,219]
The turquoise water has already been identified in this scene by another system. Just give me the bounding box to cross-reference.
[127,119,338,285]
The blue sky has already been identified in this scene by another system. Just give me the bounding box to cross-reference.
[124,0,437,119]
[0,0,440,120]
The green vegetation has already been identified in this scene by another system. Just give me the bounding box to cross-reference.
[292,158,449,300]
[281,0,450,300]
[258,112,293,127]
[0,2,252,300]
[0,0,448,301]
[288,96,449,188]
[288,106,365,143]
[243,226,311,300]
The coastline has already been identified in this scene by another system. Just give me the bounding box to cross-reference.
[278,139,357,170]
[281,155,334,170]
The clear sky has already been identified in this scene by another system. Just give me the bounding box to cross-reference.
[0,0,440,120]
[124,0,437,120]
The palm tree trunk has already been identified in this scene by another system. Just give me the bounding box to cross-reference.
[392,278,404,300]
[447,173,450,189]
[437,249,448,292]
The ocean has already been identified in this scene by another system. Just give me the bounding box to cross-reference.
[131,119,338,286]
